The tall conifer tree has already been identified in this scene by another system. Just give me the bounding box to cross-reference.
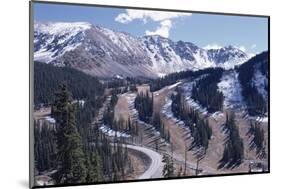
[52,84,87,184]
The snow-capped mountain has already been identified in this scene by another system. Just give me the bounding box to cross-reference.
[34,21,249,78]
[34,22,91,63]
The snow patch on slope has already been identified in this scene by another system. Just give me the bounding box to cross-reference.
[34,22,91,63]
[218,71,244,109]
[34,22,250,77]
[34,22,91,35]
[181,76,224,119]
[99,124,130,138]
[252,70,268,101]
[143,36,187,75]
[162,97,186,128]
[181,76,209,116]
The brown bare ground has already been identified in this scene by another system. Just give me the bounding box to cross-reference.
[153,81,268,175]
[125,150,148,180]
[114,94,130,122]
[137,84,150,94]
[114,81,268,177]
[152,84,203,174]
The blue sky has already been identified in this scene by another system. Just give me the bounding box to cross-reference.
[34,2,268,54]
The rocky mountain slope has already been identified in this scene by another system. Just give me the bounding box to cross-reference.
[34,22,249,78]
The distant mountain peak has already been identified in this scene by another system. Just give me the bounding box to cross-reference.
[34,21,91,35]
[34,21,250,78]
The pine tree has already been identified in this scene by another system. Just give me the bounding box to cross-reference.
[248,122,266,157]
[87,151,103,182]
[52,84,87,184]
[34,120,57,173]
[162,155,174,178]
[85,157,95,183]
[219,112,244,169]
[135,91,153,123]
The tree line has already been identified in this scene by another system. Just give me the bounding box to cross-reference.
[105,77,149,89]
[219,112,244,169]
[134,91,153,123]
[34,120,56,173]
[237,52,268,116]
[191,68,224,113]
[103,93,118,128]
[152,112,170,142]
[34,61,104,107]
[247,122,266,159]
[149,67,224,92]
[171,89,212,151]
[134,90,171,142]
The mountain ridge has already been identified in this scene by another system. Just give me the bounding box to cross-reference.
[34,21,250,78]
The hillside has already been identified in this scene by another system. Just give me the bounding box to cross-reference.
[34,61,104,106]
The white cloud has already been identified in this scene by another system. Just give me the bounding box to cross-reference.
[115,9,191,23]
[251,44,257,49]
[115,9,191,38]
[238,46,246,52]
[203,43,222,50]
[204,44,248,53]
[145,20,172,38]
